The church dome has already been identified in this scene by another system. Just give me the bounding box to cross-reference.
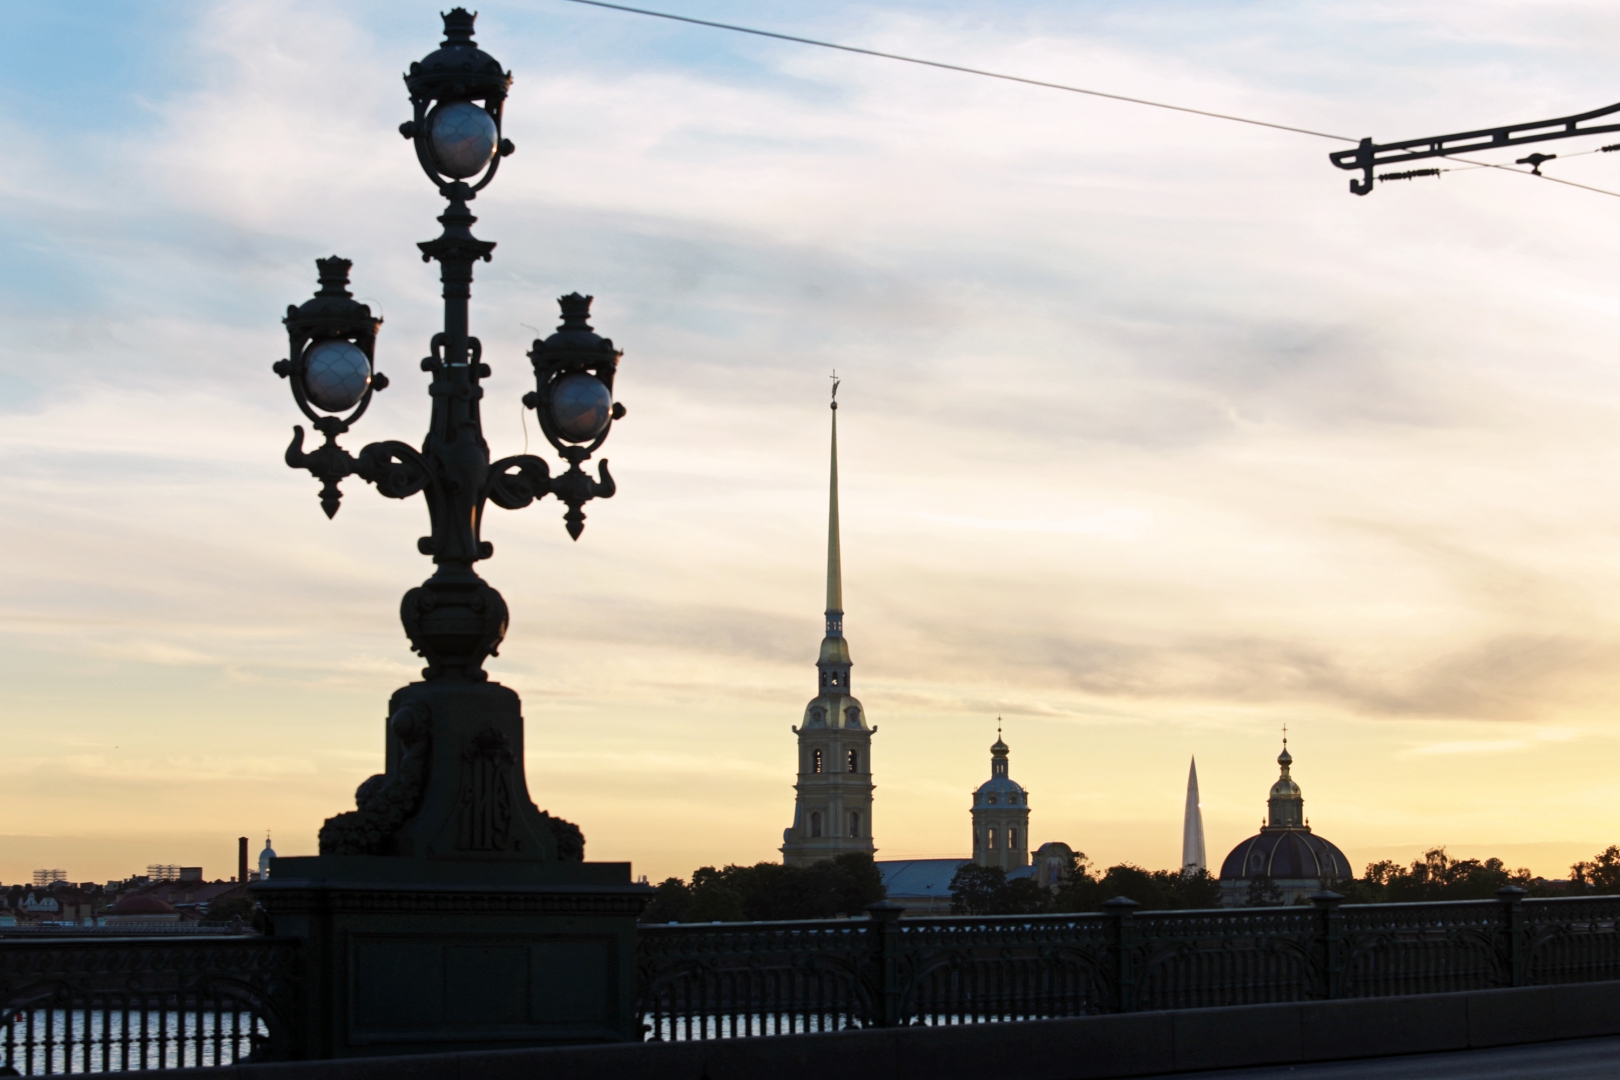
[1218,737,1347,883]
[1220,829,1348,880]
[973,733,1026,806]
[973,775,1026,805]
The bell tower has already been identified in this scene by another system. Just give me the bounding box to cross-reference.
[782,379,875,866]
[971,724,1029,871]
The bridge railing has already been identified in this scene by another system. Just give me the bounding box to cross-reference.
[0,935,298,1075]
[636,889,1620,1039]
[7,891,1620,1072]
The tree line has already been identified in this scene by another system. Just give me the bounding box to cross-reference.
[641,853,885,923]
[638,845,1620,922]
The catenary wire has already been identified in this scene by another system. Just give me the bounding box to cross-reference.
[555,0,1620,199]
[556,0,1355,142]
[1446,156,1620,199]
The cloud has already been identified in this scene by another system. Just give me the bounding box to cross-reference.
[6,0,1620,882]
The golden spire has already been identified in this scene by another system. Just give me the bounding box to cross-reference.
[826,372,842,617]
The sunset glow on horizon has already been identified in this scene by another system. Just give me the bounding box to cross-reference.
[5,0,1620,888]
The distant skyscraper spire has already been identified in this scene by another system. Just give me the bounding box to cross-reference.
[1182,757,1206,874]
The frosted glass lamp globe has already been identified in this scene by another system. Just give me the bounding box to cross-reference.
[551,374,612,442]
[304,340,371,412]
[430,102,497,179]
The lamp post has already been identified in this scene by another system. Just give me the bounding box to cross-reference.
[254,11,648,1059]
[276,7,623,679]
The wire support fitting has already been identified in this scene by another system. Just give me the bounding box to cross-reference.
[1376,168,1442,183]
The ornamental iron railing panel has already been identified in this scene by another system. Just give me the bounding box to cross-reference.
[1339,900,1506,997]
[0,936,298,1075]
[891,911,1113,1024]
[1526,895,1620,986]
[1134,906,1319,1011]
[635,918,871,1040]
[635,892,1620,1040]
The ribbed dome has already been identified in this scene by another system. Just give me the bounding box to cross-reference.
[974,774,1026,805]
[1220,829,1348,881]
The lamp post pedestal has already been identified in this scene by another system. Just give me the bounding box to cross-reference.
[255,857,645,1058]
[254,681,648,1059]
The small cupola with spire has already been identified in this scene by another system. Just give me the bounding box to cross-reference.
[1266,740,1304,830]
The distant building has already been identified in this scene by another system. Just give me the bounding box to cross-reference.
[782,386,875,867]
[14,885,97,926]
[875,859,966,916]
[32,869,66,887]
[1030,842,1076,889]
[878,731,1074,915]
[258,834,277,880]
[1183,757,1206,874]
[105,895,181,926]
[971,731,1029,871]
[1218,738,1349,906]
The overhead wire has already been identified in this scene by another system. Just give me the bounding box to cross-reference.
[555,0,1620,200]
[556,0,1353,142]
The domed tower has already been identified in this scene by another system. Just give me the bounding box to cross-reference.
[971,728,1029,871]
[1217,736,1349,906]
[257,833,277,881]
[782,380,875,866]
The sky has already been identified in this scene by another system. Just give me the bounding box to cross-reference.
[4,0,1620,887]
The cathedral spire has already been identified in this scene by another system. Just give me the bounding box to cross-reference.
[826,375,842,623]
[816,375,851,687]
[783,375,873,867]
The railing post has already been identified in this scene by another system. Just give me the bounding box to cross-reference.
[1311,890,1345,999]
[866,900,907,1027]
[1103,896,1140,1013]
[1497,885,1528,987]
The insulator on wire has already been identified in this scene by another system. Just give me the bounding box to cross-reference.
[1377,168,1441,183]
[1602,144,1620,153]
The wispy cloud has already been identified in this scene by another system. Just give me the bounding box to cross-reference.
[4,0,1620,882]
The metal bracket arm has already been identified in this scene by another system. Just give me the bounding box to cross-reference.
[1330,99,1620,195]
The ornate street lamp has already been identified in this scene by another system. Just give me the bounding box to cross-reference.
[258,11,645,1057]
[275,9,624,679]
